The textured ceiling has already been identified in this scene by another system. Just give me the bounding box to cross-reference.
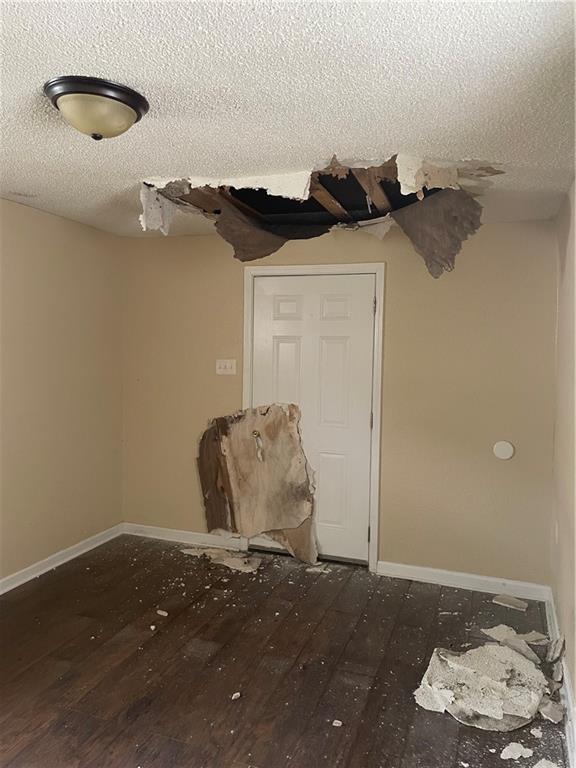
[0,0,574,237]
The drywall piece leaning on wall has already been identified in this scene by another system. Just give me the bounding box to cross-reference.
[197,404,317,564]
[139,154,499,278]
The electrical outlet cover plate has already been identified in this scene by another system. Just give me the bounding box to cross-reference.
[216,359,237,375]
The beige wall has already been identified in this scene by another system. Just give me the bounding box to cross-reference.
[0,201,560,588]
[553,182,576,683]
[0,200,122,577]
[122,220,558,584]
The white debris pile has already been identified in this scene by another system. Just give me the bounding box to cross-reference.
[414,644,549,731]
[180,547,262,573]
[415,620,567,734]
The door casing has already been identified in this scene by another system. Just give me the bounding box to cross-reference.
[242,263,385,573]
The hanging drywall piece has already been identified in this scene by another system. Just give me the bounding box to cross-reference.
[355,213,395,240]
[197,404,317,564]
[139,182,180,235]
[391,188,482,277]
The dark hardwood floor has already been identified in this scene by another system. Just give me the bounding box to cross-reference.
[0,535,567,767]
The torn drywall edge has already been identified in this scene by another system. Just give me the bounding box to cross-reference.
[396,153,460,197]
[332,213,396,241]
[139,182,180,235]
[143,169,313,201]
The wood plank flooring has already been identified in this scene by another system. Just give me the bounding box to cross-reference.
[0,535,568,767]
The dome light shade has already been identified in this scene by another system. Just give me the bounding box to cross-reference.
[43,76,149,140]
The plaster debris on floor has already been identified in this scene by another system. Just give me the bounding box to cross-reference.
[481,625,541,664]
[500,742,533,760]
[305,562,331,574]
[533,761,561,768]
[538,696,565,723]
[414,644,549,731]
[520,631,549,646]
[180,546,263,573]
[139,154,502,278]
[415,618,567,733]
[545,636,565,663]
[197,403,317,564]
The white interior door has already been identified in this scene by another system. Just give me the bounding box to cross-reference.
[250,273,376,562]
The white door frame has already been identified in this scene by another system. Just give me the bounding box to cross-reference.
[243,263,385,573]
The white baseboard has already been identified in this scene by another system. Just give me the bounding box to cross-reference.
[0,523,124,596]
[0,523,246,596]
[120,522,245,550]
[545,594,575,767]
[376,559,552,602]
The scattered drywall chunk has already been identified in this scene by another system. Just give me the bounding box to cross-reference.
[305,562,331,573]
[500,742,533,760]
[519,631,549,646]
[180,546,262,573]
[198,405,317,564]
[530,727,543,738]
[415,645,549,731]
[481,625,541,664]
[139,183,179,235]
[546,636,565,663]
[538,696,565,723]
[552,660,563,683]
[231,691,241,700]
[217,554,262,573]
[533,761,560,768]
[396,155,460,198]
[492,595,528,612]
[332,719,343,727]
[156,609,168,617]
[391,188,482,278]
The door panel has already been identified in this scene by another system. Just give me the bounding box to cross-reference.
[251,273,375,562]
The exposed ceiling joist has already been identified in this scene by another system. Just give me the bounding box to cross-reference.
[351,168,392,216]
[309,176,353,221]
[220,187,263,220]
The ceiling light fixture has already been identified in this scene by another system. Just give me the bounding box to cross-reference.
[43,76,149,141]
